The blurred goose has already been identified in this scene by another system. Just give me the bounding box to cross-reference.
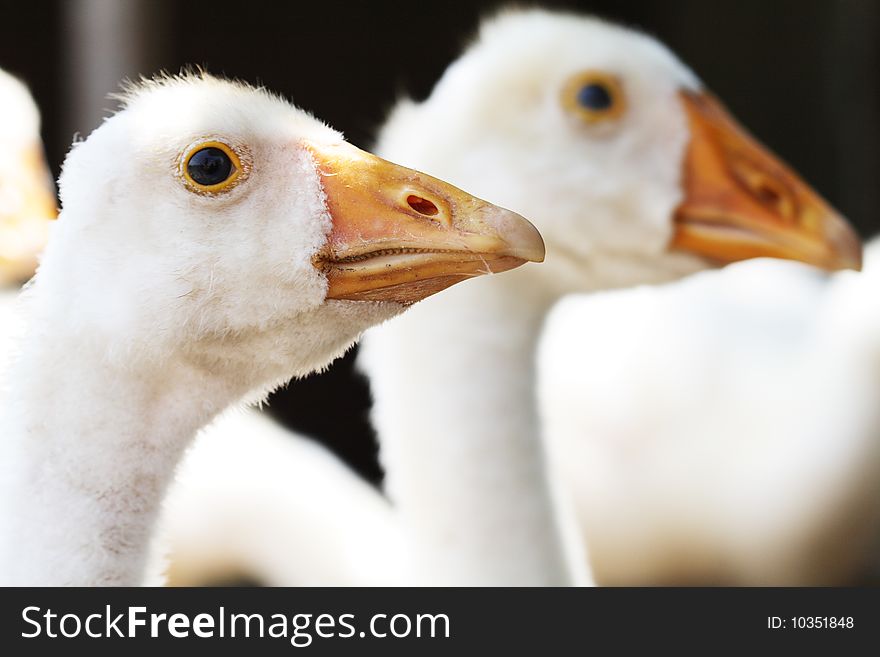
[539,242,880,585]
[0,73,542,586]
[0,68,55,364]
[358,9,860,585]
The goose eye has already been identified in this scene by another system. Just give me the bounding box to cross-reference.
[188,148,232,185]
[562,71,626,124]
[181,141,243,193]
[577,83,613,111]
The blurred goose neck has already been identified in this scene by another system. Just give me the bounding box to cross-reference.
[362,273,579,585]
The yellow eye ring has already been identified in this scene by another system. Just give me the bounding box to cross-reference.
[561,71,626,124]
[180,140,244,194]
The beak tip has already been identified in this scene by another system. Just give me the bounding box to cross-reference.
[530,243,547,263]
[840,248,863,272]
[841,255,862,273]
[487,207,546,264]
[826,214,863,272]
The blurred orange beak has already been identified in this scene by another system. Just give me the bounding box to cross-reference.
[0,144,57,286]
[306,141,545,303]
[671,91,861,271]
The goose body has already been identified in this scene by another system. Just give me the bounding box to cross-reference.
[539,245,880,585]
[0,73,541,585]
[159,408,408,586]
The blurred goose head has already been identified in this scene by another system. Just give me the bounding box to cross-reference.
[378,9,860,290]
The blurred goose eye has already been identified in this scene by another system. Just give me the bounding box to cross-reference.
[181,141,243,193]
[562,71,626,124]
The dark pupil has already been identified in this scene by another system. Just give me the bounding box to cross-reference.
[577,83,613,111]
[187,147,233,186]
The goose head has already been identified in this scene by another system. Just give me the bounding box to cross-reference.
[0,69,56,287]
[377,10,860,292]
[39,74,542,381]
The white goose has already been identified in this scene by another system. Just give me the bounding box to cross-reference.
[0,68,55,385]
[157,10,860,587]
[358,9,860,585]
[0,72,543,586]
[0,69,55,280]
[539,243,880,585]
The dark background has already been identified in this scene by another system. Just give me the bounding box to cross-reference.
[2,0,878,485]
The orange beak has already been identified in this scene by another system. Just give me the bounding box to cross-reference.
[671,91,861,271]
[0,144,57,286]
[305,140,545,303]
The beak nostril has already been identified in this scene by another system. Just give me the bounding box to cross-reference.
[754,182,782,206]
[407,195,439,217]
